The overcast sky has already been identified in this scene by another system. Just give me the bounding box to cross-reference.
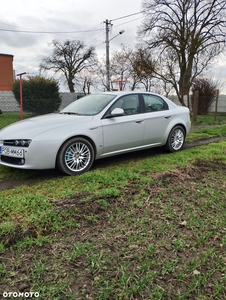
[0,0,143,90]
[1,0,226,92]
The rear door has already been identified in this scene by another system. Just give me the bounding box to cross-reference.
[142,94,172,145]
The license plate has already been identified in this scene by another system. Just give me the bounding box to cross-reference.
[0,146,24,158]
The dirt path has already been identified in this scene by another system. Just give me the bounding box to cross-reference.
[184,136,226,148]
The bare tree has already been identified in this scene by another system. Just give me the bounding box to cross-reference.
[191,77,218,114]
[40,40,96,92]
[139,0,226,106]
[90,45,156,92]
[110,45,133,91]
[131,47,156,91]
[110,45,156,91]
[86,58,109,92]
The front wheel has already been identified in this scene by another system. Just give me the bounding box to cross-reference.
[164,126,185,152]
[57,137,95,175]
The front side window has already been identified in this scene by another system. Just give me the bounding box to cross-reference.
[110,94,140,116]
[143,94,168,112]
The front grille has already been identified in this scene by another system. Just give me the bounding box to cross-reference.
[3,140,15,146]
[0,155,25,165]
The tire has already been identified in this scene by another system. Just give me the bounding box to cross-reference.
[164,125,185,152]
[57,137,95,175]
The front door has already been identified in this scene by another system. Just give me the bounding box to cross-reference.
[101,94,144,155]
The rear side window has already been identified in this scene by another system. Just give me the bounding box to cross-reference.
[143,94,168,112]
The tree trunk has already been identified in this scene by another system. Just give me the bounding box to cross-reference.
[68,80,75,93]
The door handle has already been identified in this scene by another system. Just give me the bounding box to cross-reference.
[164,116,171,119]
[135,119,144,123]
[89,126,99,130]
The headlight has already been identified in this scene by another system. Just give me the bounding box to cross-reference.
[4,139,32,147]
[15,139,32,147]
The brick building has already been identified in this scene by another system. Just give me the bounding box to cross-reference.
[0,53,14,91]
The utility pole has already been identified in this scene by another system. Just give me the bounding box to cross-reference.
[16,72,26,120]
[104,19,125,92]
[104,19,112,91]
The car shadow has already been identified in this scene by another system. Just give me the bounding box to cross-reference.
[0,147,166,190]
[92,147,166,171]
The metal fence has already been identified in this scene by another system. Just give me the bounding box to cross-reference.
[0,91,85,113]
[0,91,84,128]
[169,94,226,113]
[0,91,226,129]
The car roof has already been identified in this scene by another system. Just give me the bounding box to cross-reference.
[95,91,165,97]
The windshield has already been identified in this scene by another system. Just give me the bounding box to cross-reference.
[60,94,116,116]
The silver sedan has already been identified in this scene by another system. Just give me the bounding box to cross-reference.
[0,92,191,175]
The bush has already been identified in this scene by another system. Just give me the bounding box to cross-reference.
[191,78,218,115]
[12,76,62,115]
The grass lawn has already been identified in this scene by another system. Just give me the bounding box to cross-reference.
[0,113,32,129]
[0,115,226,299]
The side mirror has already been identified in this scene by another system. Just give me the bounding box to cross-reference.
[111,108,124,117]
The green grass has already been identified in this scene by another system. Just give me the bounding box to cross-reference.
[191,113,226,125]
[0,114,226,299]
[0,113,33,129]
[187,125,226,142]
[0,141,226,299]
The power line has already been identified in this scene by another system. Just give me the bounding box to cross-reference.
[111,11,144,22]
[0,28,102,34]
[89,32,106,47]
[4,10,143,72]
[113,16,144,29]
[74,23,104,41]
[93,15,143,48]
[0,22,106,49]
[0,11,143,35]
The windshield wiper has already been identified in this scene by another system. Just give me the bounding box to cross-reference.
[60,112,81,115]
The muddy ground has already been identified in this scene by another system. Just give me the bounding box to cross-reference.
[0,155,225,299]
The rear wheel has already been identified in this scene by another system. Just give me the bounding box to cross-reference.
[164,126,185,152]
[57,137,94,175]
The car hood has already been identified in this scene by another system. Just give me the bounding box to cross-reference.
[0,113,94,139]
